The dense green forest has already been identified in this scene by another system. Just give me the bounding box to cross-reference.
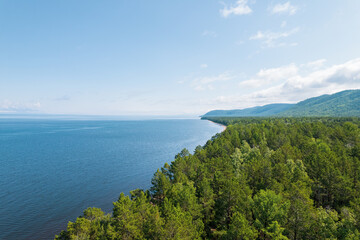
[203,89,360,117]
[278,90,360,117]
[55,117,360,239]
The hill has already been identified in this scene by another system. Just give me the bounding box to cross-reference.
[202,103,294,117]
[279,89,360,117]
[202,89,360,117]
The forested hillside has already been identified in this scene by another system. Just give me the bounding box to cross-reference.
[55,117,360,240]
[202,104,294,117]
[202,89,360,117]
[279,90,360,117]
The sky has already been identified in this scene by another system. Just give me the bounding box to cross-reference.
[1,0,360,116]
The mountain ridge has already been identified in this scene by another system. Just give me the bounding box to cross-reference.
[202,89,360,117]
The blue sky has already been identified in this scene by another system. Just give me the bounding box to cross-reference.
[1,0,360,115]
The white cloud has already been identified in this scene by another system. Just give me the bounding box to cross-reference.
[249,28,299,48]
[202,30,217,38]
[200,64,208,69]
[220,0,252,18]
[180,58,360,114]
[270,2,298,15]
[191,72,234,91]
[204,58,360,111]
[240,64,298,87]
[241,58,360,105]
[0,99,41,113]
[305,59,327,69]
[281,21,287,28]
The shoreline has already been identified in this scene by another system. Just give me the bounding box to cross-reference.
[207,120,227,132]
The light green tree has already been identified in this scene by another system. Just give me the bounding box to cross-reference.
[226,211,258,240]
[252,190,290,240]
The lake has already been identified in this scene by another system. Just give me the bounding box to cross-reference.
[0,118,223,240]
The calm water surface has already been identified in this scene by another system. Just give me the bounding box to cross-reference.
[0,119,223,240]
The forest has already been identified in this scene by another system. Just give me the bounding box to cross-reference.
[55,117,360,239]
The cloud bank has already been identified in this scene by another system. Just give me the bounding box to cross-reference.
[214,58,360,109]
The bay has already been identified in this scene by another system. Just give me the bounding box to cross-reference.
[0,119,223,240]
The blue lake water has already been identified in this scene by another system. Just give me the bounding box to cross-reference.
[0,119,223,240]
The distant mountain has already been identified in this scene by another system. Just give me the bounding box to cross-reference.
[202,89,360,117]
[279,89,360,117]
[202,103,295,117]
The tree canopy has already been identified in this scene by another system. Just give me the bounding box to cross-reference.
[56,117,360,239]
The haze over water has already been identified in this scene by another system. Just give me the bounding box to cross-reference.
[0,118,223,240]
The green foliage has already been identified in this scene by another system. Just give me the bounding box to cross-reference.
[54,207,112,240]
[337,208,360,240]
[252,189,289,239]
[265,221,288,240]
[162,198,201,239]
[150,168,171,203]
[56,117,360,240]
[226,212,258,240]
